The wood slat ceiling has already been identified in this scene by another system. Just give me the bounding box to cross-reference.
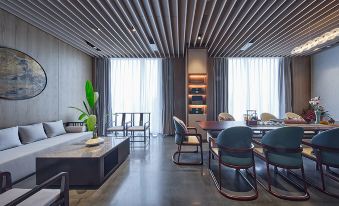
[0,0,338,58]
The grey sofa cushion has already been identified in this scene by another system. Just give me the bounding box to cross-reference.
[65,126,86,133]
[43,120,66,138]
[19,123,48,144]
[0,126,22,151]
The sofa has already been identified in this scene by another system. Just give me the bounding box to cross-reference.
[0,120,91,183]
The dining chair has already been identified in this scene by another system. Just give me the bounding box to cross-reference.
[172,116,203,165]
[253,127,309,200]
[126,113,151,144]
[209,127,258,200]
[218,113,235,121]
[299,128,339,198]
[260,113,277,121]
[106,113,126,136]
[285,112,304,120]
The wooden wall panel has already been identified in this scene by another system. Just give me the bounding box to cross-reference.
[291,56,311,115]
[0,9,92,128]
[173,58,186,121]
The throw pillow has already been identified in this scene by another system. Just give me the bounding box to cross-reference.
[19,123,48,144]
[0,126,22,151]
[43,120,66,138]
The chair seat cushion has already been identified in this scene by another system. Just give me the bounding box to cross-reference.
[212,148,253,166]
[182,136,200,145]
[0,188,60,206]
[107,126,124,131]
[321,152,339,166]
[127,126,145,131]
[255,147,302,167]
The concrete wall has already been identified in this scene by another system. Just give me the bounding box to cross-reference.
[311,45,339,120]
[0,9,92,128]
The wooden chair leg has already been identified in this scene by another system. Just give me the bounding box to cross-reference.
[301,164,308,193]
[319,163,326,191]
[266,162,272,191]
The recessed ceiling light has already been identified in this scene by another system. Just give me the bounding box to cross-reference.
[130,26,136,32]
[197,35,202,40]
[240,42,254,51]
[91,27,100,33]
[313,48,320,51]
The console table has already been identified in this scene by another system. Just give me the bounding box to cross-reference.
[36,137,129,187]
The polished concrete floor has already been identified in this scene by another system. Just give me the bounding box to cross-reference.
[16,135,339,205]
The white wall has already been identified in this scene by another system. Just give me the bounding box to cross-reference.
[311,45,339,120]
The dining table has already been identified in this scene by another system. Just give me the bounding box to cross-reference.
[198,120,339,134]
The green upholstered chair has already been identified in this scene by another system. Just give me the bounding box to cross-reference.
[208,126,258,200]
[172,116,203,165]
[253,127,309,200]
[301,128,339,198]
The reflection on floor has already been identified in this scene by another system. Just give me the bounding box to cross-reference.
[15,136,339,206]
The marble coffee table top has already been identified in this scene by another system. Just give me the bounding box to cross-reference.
[38,137,129,158]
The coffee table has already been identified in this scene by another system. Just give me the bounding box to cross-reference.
[36,137,129,187]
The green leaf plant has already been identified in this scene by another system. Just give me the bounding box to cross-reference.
[69,80,99,131]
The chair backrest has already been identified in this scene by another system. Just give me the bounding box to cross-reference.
[216,126,253,161]
[311,128,339,165]
[216,126,252,149]
[218,113,235,121]
[262,127,304,149]
[260,113,277,121]
[285,112,303,120]
[173,116,188,144]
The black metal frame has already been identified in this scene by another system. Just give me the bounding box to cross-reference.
[172,127,203,165]
[290,141,339,199]
[208,137,258,200]
[252,139,309,201]
[0,171,69,206]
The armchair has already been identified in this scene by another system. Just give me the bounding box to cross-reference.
[253,127,309,200]
[126,113,151,144]
[172,116,203,165]
[0,172,69,206]
[106,113,126,136]
[297,128,339,198]
[208,127,258,200]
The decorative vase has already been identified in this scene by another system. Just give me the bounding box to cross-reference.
[315,110,321,124]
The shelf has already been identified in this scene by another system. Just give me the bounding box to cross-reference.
[188,94,206,96]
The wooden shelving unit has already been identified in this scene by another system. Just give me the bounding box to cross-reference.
[187,73,208,115]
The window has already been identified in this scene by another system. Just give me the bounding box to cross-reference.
[110,58,163,134]
[228,58,280,120]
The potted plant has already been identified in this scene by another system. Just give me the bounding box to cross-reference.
[70,80,103,146]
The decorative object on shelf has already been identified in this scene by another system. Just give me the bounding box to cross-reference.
[191,108,203,114]
[70,80,99,141]
[0,47,47,100]
[191,95,204,105]
[245,110,258,126]
[308,96,332,124]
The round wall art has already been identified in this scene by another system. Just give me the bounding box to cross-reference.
[0,47,47,100]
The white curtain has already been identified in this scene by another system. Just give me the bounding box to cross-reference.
[228,58,280,120]
[110,58,163,134]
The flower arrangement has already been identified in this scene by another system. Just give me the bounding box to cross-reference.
[303,97,334,124]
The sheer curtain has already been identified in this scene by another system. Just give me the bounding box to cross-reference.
[228,58,280,120]
[110,58,163,134]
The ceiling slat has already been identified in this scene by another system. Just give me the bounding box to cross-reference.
[0,0,338,57]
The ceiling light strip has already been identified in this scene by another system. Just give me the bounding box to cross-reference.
[123,1,158,57]
[243,0,313,57]
[198,0,217,47]
[0,1,98,57]
[221,0,282,57]
[111,0,152,57]
[229,0,291,57]
[250,0,332,56]
[258,2,339,56]
[193,0,207,47]
[211,0,258,56]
